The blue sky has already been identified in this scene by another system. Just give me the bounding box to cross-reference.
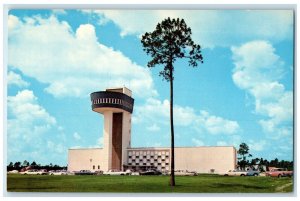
[6,9,294,165]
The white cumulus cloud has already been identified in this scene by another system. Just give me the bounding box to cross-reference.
[196,111,240,135]
[8,14,157,98]
[8,90,56,131]
[134,98,240,135]
[7,71,29,88]
[7,90,62,164]
[84,10,293,48]
[231,40,293,139]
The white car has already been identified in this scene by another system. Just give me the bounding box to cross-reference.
[8,170,19,174]
[20,169,48,175]
[224,169,247,176]
[49,170,68,175]
[103,169,131,175]
[174,170,198,176]
[131,171,140,176]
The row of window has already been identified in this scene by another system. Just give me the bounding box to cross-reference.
[128,162,169,166]
[128,159,169,164]
[128,155,169,159]
[92,98,133,109]
[128,150,170,156]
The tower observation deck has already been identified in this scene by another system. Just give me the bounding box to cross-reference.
[91,87,134,114]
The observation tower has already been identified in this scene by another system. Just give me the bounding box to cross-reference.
[90,87,134,171]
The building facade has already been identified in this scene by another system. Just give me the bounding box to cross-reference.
[68,87,237,174]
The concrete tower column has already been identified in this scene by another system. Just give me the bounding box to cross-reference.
[102,111,113,171]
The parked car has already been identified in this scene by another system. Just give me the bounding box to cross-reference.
[266,168,293,178]
[20,169,48,175]
[174,170,198,176]
[74,170,96,175]
[140,169,162,176]
[130,171,140,176]
[7,170,19,174]
[224,169,247,176]
[161,170,170,175]
[49,170,68,175]
[103,169,131,175]
[246,170,260,176]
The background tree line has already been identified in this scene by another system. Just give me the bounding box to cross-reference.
[237,142,293,171]
[248,157,293,171]
[7,160,67,171]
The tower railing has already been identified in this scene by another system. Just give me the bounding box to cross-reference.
[90,91,134,113]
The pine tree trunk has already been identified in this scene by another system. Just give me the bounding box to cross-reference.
[169,66,175,187]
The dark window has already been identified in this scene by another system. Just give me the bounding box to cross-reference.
[98,165,100,169]
[93,165,95,170]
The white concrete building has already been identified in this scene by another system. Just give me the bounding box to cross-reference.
[68,87,237,174]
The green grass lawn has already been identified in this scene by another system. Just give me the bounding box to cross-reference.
[7,174,293,193]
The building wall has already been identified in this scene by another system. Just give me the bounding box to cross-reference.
[126,146,236,173]
[68,146,236,173]
[174,147,236,173]
[68,148,104,172]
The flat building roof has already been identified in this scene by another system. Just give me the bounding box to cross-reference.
[127,146,236,150]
